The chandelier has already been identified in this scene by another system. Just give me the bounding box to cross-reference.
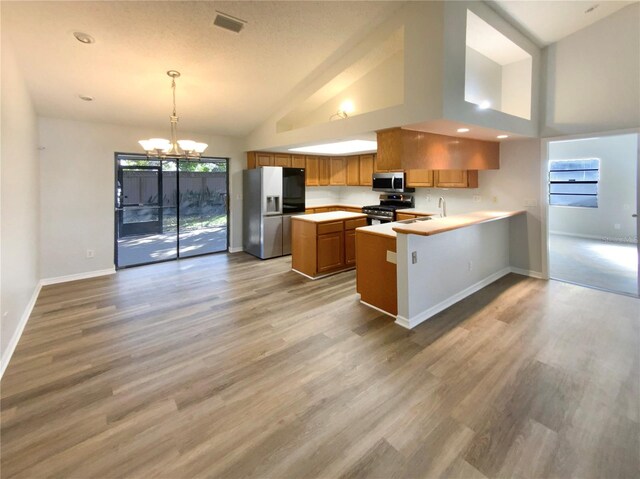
[139,70,208,159]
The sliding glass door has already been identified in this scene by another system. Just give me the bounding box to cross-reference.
[115,155,228,268]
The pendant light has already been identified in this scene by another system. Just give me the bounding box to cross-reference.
[139,71,208,159]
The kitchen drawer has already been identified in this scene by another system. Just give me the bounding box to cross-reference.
[345,218,367,230]
[317,221,344,235]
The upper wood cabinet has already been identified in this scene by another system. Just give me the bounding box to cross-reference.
[318,157,330,186]
[346,156,360,186]
[406,169,434,187]
[257,153,274,167]
[329,157,347,186]
[359,154,374,186]
[434,170,479,188]
[291,155,306,169]
[376,128,499,171]
[274,154,290,167]
[305,156,319,186]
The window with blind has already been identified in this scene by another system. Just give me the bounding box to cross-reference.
[549,158,599,208]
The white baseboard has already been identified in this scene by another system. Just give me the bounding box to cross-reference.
[40,267,116,286]
[395,267,512,330]
[1,282,42,379]
[228,246,244,253]
[509,267,544,279]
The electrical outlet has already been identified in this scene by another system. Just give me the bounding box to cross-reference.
[473,195,482,203]
[425,194,431,202]
[411,251,418,264]
[86,249,95,259]
[492,196,498,203]
[468,260,473,271]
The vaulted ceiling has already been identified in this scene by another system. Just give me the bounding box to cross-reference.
[2,1,636,138]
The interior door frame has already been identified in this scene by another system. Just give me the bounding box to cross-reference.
[114,153,230,269]
[541,127,640,297]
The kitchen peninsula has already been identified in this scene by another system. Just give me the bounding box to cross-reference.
[357,210,525,328]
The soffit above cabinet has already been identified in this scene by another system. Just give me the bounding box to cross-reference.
[376,127,500,171]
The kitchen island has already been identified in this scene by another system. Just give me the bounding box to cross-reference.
[291,211,367,279]
[356,210,525,328]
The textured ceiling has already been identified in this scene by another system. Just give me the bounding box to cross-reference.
[1,1,401,136]
[491,0,636,46]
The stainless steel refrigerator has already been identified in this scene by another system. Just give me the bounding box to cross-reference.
[243,166,305,259]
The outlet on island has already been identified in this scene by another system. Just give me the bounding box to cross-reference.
[86,249,95,259]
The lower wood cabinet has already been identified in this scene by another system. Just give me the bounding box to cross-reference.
[291,215,367,278]
[317,230,344,273]
[396,213,416,221]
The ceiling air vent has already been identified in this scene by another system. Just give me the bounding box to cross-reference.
[214,11,246,34]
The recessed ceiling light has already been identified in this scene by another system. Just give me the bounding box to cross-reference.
[478,101,491,110]
[73,32,95,44]
[457,128,470,133]
[497,135,509,139]
[289,140,377,155]
[79,95,94,102]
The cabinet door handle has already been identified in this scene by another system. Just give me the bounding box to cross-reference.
[632,213,638,218]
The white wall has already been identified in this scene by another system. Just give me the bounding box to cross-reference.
[501,57,532,120]
[396,218,510,327]
[542,3,640,136]
[549,134,638,241]
[443,0,540,137]
[464,46,502,111]
[38,117,244,279]
[338,138,544,274]
[0,39,40,361]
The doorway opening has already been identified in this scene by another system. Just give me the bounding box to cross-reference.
[547,134,639,296]
[115,154,229,269]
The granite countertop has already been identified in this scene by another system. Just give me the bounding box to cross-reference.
[392,210,525,236]
[293,211,367,223]
[306,204,364,210]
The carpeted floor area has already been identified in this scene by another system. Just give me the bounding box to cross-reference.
[549,233,638,296]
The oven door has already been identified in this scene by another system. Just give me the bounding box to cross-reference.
[366,215,393,226]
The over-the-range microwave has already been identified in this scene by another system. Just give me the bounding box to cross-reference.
[372,172,415,193]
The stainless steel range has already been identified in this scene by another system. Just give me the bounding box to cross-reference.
[362,194,415,224]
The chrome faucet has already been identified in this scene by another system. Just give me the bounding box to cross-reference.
[438,197,447,217]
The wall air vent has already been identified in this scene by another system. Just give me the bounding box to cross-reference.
[214,11,247,33]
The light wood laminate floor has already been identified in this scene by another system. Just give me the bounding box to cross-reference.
[1,253,639,478]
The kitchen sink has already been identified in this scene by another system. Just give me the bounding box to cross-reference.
[395,216,433,224]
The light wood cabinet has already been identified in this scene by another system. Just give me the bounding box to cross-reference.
[274,154,290,167]
[376,127,499,171]
[406,169,434,187]
[434,170,479,188]
[359,154,374,186]
[319,157,330,186]
[291,155,306,169]
[291,215,367,279]
[317,231,344,273]
[329,157,347,186]
[305,156,319,186]
[356,230,397,315]
[396,213,416,221]
[345,230,356,266]
[346,156,360,186]
[256,153,274,167]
